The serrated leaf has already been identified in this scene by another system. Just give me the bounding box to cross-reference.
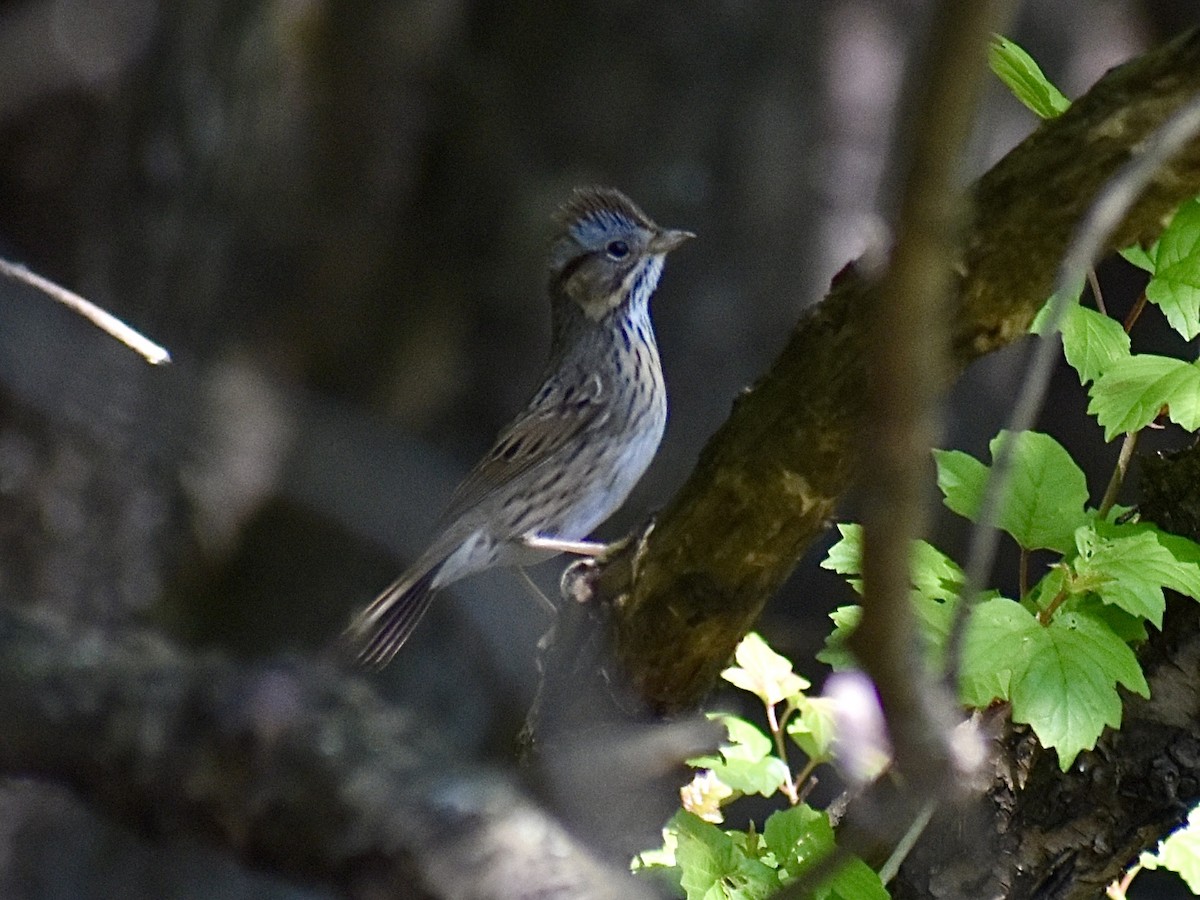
[817,605,862,670]
[1142,806,1200,893]
[691,715,789,798]
[958,597,1040,707]
[787,696,838,763]
[1073,595,1149,643]
[821,524,864,578]
[991,431,1091,551]
[1029,281,1086,337]
[763,804,831,873]
[1120,242,1157,273]
[1057,303,1131,384]
[761,806,889,899]
[1072,525,1193,628]
[673,811,734,899]
[988,35,1070,118]
[818,593,958,673]
[722,633,809,706]
[819,859,890,900]
[936,432,1090,552]
[1146,199,1200,340]
[1092,520,1200,604]
[822,523,963,603]
[933,448,989,522]
[910,538,966,601]
[1010,610,1149,770]
[1088,355,1200,440]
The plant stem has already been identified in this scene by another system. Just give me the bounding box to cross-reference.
[1122,290,1148,332]
[1037,587,1070,625]
[1019,547,1029,599]
[766,702,799,805]
[1087,267,1106,315]
[1098,430,1139,520]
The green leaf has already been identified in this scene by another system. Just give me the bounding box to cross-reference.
[821,524,864,580]
[935,431,1090,553]
[787,696,838,763]
[722,632,809,707]
[673,811,775,900]
[1142,806,1200,893]
[1120,242,1157,273]
[933,448,988,522]
[958,597,1040,707]
[763,806,888,900]
[1010,610,1149,770]
[821,524,963,602]
[1029,281,1086,337]
[1071,525,1199,628]
[910,538,967,601]
[1093,519,1200,602]
[1088,354,1200,439]
[673,811,735,899]
[819,526,966,670]
[1057,303,1131,385]
[817,605,861,670]
[691,715,790,798]
[1146,199,1200,340]
[1073,595,1149,643]
[988,35,1070,119]
[763,804,831,874]
[819,859,890,900]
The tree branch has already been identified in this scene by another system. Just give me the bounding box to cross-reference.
[601,28,1200,713]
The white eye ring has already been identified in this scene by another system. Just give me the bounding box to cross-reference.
[606,240,630,260]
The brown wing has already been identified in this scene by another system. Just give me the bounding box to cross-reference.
[437,372,607,526]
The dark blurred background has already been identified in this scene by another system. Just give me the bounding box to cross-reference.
[1,1,1198,897]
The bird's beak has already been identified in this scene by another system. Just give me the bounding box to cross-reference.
[648,229,695,254]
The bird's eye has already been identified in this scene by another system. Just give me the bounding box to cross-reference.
[605,240,630,260]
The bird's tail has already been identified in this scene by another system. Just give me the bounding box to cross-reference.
[342,561,441,668]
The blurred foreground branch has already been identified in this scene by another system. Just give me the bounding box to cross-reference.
[0,610,648,900]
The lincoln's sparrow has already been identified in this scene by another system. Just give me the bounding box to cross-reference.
[344,187,692,666]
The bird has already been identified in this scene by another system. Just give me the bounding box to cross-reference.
[342,187,693,667]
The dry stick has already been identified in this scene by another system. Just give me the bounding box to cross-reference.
[0,257,171,365]
[944,92,1200,684]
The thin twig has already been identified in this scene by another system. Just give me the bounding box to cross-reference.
[0,257,171,365]
[766,702,799,805]
[945,93,1200,684]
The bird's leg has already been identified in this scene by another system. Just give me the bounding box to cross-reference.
[522,534,609,557]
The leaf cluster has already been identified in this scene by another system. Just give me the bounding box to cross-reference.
[634,635,886,899]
